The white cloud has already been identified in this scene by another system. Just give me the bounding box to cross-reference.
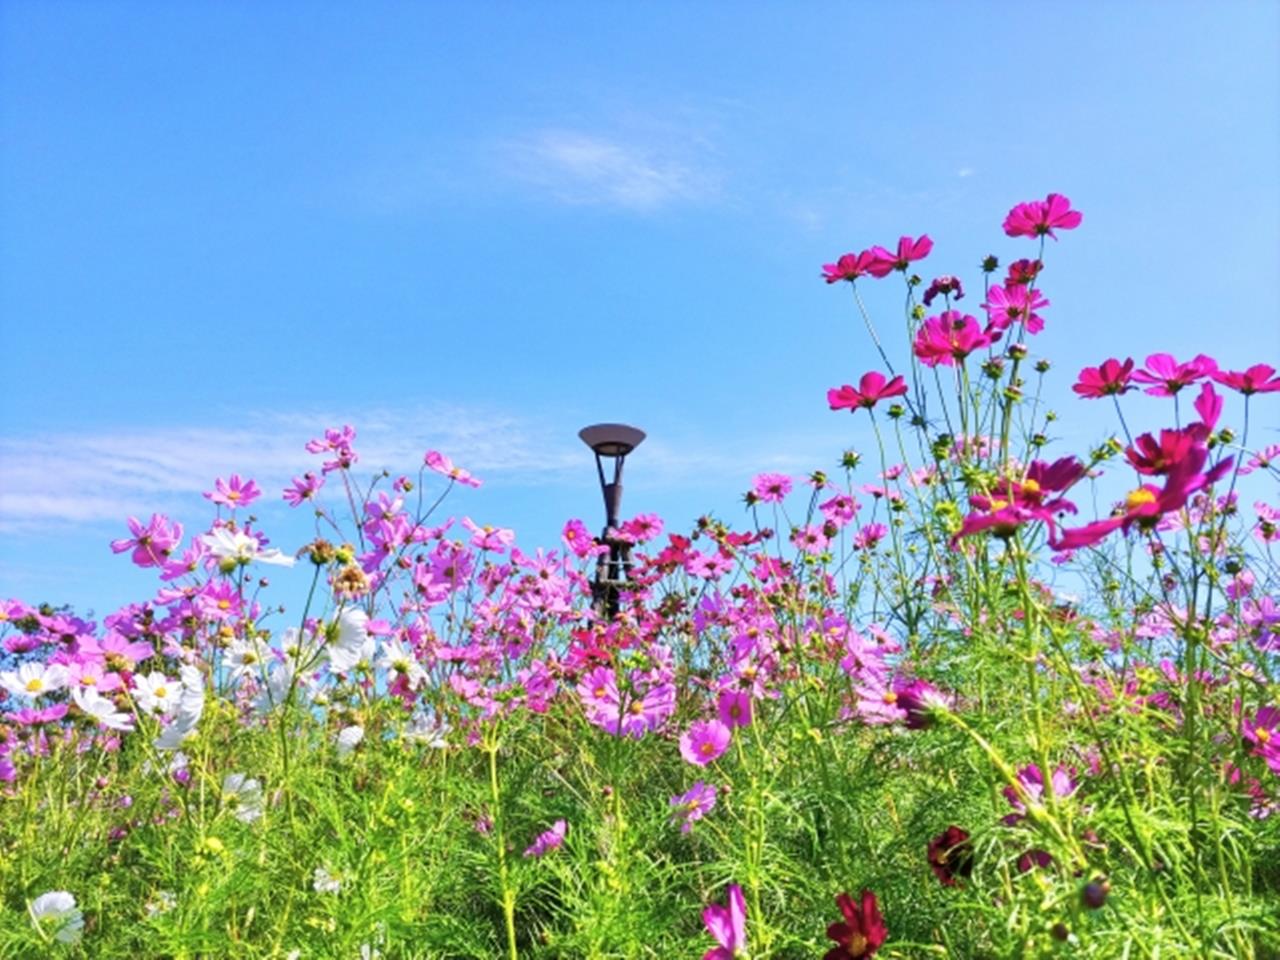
[501,129,716,211]
[0,405,583,533]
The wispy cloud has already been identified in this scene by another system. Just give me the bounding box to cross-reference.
[0,405,584,533]
[500,128,717,211]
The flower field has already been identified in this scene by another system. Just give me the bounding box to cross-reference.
[2,195,1278,958]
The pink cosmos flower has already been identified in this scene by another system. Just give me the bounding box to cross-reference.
[981,283,1049,334]
[523,819,567,858]
[669,781,717,834]
[752,473,792,503]
[686,551,735,580]
[461,517,515,553]
[1073,358,1135,398]
[701,884,748,960]
[1131,353,1218,397]
[620,513,664,544]
[922,275,964,306]
[791,524,831,555]
[1213,363,1280,395]
[853,523,888,550]
[913,311,999,367]
[203,474,262,509]
[424,450,482,488]
[680,719,732,766]
[561,518,597,558]
[306,425,358,473]
[1003,764,1078,825]
[819,493,860,527]
[822,250,876,284]
[866,235,933,277]
[827,372,909,412]
[1239,444,1279,476]
[1002,193,1082,239]
[717,688,754,728]
[110,514,184,568]
[283,472,324,507]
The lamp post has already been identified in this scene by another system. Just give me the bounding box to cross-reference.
[579,422,646,620]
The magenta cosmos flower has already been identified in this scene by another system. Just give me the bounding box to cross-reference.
[203,474,262,509]
[283,471,324,507]
[701,884,748,960]
[669,781,718,833]
[1131,352,1217,397]
[523,819,567,857]
[828,372,909,412]
[1002,193,1082,239]
[1073,358,1135,398]
[981,283,1049,335]
[717,688,754,728]
[110,514,184,568]
[822,250,876,284]
[680,719,732,766]
[1214,363,1280,396]
[954,456,1085,544]
[913,312,999,367]
[866,235,933,277]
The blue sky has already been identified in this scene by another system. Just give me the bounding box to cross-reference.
[1,1,1277,617]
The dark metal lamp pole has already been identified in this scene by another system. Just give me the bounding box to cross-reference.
[578,423,646,620]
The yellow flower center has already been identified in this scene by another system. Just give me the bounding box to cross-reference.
[218,600,231,611]
[1126,488,1158,511]
[882,691,898,704]
[155,686,168,699]
[1259,728,1273,744]
[848,933,868,956]
[227,490,241,501]
[1021,478,1041,496]
[25,678,44,693]
[700,741,715,755]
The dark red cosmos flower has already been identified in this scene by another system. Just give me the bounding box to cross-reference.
[866,235,933,277]
[1213,363,1280,395]
[1073,358,1135,398]
[1005,258,1043,284]
[927,826,974,886]
[828,372,910,412]
[822,250,877,284]
[922,275,964,306]
[824,889,887,960]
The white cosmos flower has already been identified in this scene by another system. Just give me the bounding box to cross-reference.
[313,866,342,894]
[329,609,376,675]
[144,890,177,917]
[132,671,180,715]
[403,714,450,749]
[376,637,426,690]
[226,638,269,682]
[201,527,296,567]
[72,687,135,731]
[1,662,69,700]
[30,891,83,944]
[336,725,364,757]
[222,773,264,823]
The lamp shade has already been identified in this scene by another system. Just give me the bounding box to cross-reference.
[579,423,646,457]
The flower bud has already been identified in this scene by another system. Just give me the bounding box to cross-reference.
[981,255,999,273]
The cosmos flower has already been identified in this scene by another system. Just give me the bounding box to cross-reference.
[822,250,876,284]
[1073,358,1135,398]
[1002,193,1082,239]
[827,372,909,412]
[29,891,84,945]
[866,235,933,276]
[927,826,974,887]
[701,884,748,960]
[201,526,296,567]
[824,889,887,959]
[203,474,262,509]
[669,781,718,834]
[680,719,732,766]
[523,819,567,858]
[424,450,482,488]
